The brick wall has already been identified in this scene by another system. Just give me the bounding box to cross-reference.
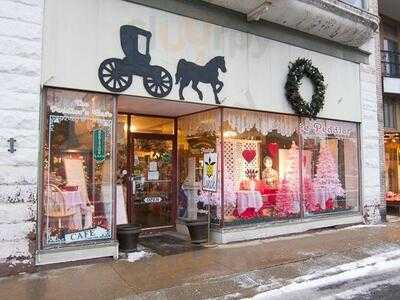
[0,0,43,276]
[359,0,385,224]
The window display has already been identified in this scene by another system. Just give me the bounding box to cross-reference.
[300,118,359,215]
[177,109,222,225]
[42,89,115,247]
[222,109,300,224]
[177,108,360,227]
[384,133,400,209]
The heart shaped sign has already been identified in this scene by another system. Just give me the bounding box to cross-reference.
[242,150,256,163]
[267,143,279,158]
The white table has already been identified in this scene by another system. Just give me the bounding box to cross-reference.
[314,189,336,210]
[47,189,88,230]
[236,190,263,214]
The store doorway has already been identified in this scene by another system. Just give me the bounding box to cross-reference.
[117,95,218,232]
[118,114,177,230]
[129,132,176,228]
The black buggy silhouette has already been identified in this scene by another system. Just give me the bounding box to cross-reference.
[98,25,173,97]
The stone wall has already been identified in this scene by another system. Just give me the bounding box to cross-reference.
[359,0,385,224]
[0,0,43,276]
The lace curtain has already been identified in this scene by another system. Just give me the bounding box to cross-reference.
[178,109,221,136]
[224,108,298,137]
[178,108,299,137]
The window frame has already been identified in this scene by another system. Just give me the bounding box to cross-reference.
[37,87,118,250]
[216,108,362,226]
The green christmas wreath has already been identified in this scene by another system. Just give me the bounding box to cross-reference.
[285,58,326,118]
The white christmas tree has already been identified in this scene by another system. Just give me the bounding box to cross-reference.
[284,141,300,191]
[313,143,345,198]
[275,141,300,216]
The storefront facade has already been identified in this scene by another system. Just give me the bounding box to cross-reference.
[0,0,383,271]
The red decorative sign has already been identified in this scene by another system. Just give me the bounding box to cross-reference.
[242,150,256,163]
[267,143,279,158]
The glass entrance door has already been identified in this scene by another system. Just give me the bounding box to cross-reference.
[130,134,175,228]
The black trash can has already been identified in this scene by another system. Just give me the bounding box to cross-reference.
[117,224,141,252]
[185,220,209,244]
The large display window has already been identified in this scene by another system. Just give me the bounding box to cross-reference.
[177,108,360,227]
[300,118,359,216]
[41,88,115,248]
[384,133,400,207]
[222,109,300,225]
[177,109,222,225]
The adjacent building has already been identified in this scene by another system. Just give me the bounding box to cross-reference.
[379,1,400,215]
[0,0,383,275]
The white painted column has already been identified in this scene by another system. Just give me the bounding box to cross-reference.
[359,0,384,224]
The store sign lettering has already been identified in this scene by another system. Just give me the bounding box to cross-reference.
[93,129,106,162]
[144,196,162,203]
[50,99,112,118]
[299,122,353,138]
[64,226,109,244]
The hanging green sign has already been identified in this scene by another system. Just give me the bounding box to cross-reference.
[93,129,106,162]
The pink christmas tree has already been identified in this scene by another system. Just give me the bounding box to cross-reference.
[275,142,300,217]
[313,143,345,208]
[275,179,295,217]
[303,177,320,213]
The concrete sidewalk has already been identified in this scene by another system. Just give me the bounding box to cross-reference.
[2,220,400,300]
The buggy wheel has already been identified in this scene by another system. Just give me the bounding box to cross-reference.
[143,66,173,98]
[98,58,132,93]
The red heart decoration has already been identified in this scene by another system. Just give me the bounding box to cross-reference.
[242,150,256,163]
[267,143,279,158]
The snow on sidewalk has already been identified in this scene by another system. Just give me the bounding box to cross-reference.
[120,245,154,263]
[126,251,153,262]
[247,249,400,299]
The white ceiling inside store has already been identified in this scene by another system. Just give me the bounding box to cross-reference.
[379,0,400,21]
[117,96,216,117]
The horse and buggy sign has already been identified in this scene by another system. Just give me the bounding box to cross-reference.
[98,25,173,97]
[98,25,226,103]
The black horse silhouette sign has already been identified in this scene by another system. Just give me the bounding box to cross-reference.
[175,56,226,104]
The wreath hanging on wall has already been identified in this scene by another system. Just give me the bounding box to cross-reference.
[285,58,326,118]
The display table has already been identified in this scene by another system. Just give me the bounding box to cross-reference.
[314,189,336,210]
[236,190,263,214]
[46,189,87,230]
[182,184,201,219]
